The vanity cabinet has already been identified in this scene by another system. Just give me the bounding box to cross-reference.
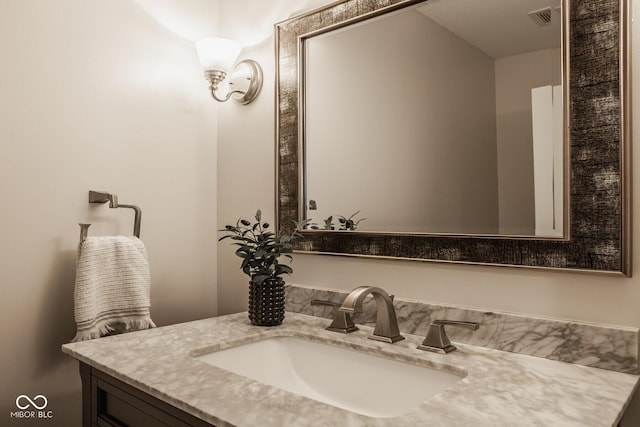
[79,363,213,427]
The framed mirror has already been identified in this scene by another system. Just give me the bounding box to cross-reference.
[275,0,631,275]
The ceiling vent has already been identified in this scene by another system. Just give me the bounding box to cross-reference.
[528,7,552,26]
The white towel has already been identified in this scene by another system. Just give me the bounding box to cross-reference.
[72,236,155,342]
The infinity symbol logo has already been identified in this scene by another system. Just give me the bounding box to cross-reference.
[15,395,48,410]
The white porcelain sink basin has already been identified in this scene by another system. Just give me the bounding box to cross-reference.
[194,336,464,418]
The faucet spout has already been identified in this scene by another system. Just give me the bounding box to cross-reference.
[339,286,404,343]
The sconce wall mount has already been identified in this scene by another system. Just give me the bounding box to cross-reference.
[196,38,263,105]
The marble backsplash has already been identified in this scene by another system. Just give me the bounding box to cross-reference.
[285,284,639,374]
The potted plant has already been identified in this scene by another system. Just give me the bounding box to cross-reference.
[218,210,307,326]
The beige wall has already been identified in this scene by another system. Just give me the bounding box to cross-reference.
[0,1,218,425]
[217,0,640,330]
[216,0,330,316]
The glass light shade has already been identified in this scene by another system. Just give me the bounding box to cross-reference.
[195,38,242,73]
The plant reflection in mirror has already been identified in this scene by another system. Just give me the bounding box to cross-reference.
[308,211,366,231]
[338,211,366,230]
[308,216,333,230]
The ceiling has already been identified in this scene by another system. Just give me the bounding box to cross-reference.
[418,0,562,59]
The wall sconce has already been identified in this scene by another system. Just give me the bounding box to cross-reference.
[195,37,263,105]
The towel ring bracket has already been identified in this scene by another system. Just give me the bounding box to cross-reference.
[80,191,142,243]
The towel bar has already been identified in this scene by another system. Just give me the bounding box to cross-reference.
[80,191,142,243]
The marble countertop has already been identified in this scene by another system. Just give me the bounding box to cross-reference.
[62,313,639,427]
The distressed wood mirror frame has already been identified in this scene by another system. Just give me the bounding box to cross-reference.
[275,0,631,275]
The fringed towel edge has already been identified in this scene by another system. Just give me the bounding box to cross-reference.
[72,317,156,342]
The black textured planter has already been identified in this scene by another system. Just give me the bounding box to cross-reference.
[248,278,285,326]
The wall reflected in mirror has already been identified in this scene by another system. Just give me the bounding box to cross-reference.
[303,0,564,237]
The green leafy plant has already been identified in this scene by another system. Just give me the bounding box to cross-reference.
[323,216,335,230]
[309,215,335,230]
[218,210,308,285]
[338,211,366,230]
[307,212,366,231]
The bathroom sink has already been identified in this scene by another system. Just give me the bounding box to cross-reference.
[194,336,463,418]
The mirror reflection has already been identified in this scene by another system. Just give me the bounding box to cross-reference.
[303,0,563,236]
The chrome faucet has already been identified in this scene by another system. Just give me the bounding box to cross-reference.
[338,286,405,343]
[417,320,479,353]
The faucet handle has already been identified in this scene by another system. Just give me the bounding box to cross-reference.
[310,299,340,308]
[310,299,359,334]
[417,320,479,354]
